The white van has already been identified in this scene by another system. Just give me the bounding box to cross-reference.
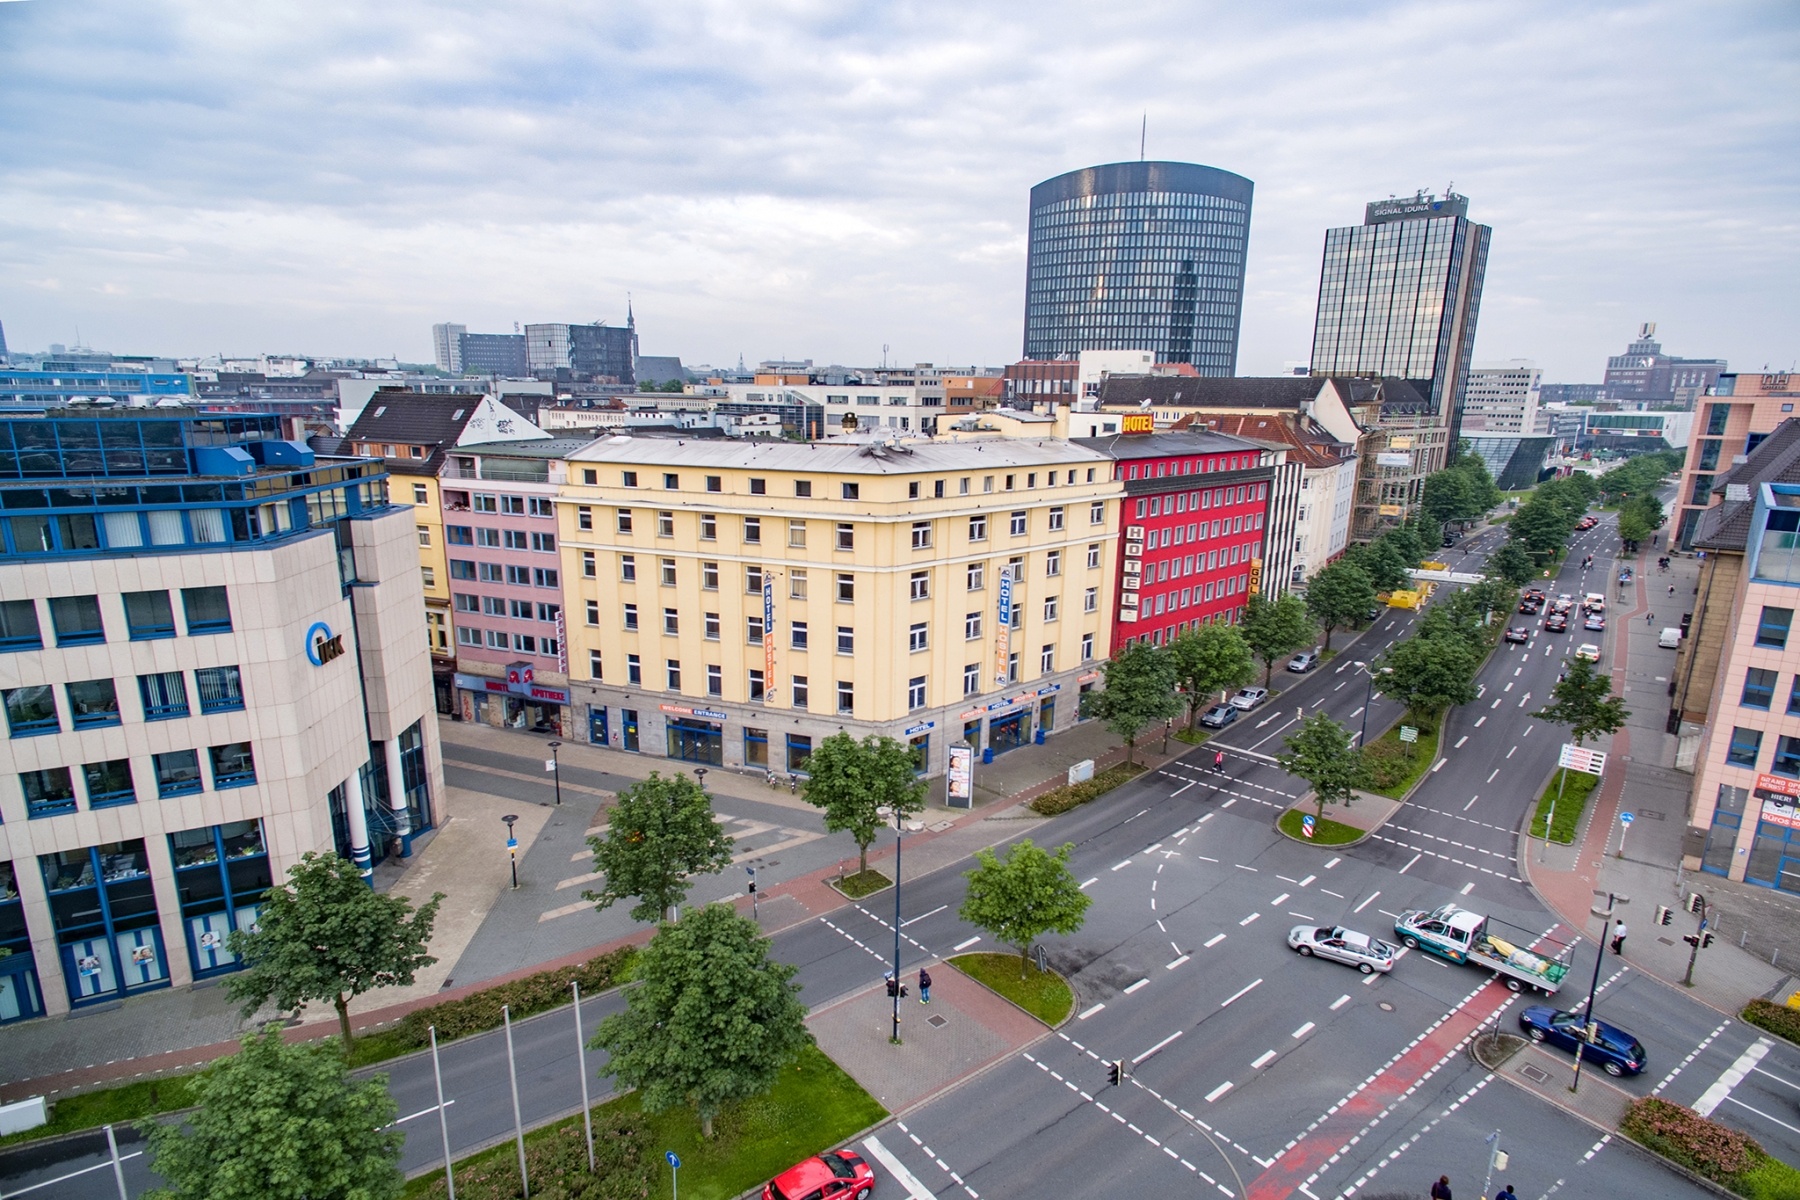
[1659,627,1682,649]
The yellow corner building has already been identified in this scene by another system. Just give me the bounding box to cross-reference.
[556,436,1122,781]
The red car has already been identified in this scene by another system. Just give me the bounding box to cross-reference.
[764,1149,875,1200]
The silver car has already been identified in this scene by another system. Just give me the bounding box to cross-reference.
[1228,686,1269,711]
[1287,924,1397,974]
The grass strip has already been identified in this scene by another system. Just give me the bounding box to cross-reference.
[1741,999,1800,1049]
[0,1074,205,1149]
[1277,809,1364,846]
[1360,718,1440,800]
[1619,1095,1800,1197]
[403,1044,886,1200]
[1528,768,1600,844]
[830,869,892,900]
[948,952,1073,1025]
[1172,727,1210,746]
[1027,761,1146,816]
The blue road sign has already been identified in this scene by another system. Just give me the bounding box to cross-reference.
[667,1151,681,1169]
[1620,812,1635,824]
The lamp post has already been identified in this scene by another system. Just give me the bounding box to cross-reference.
[1571,889,1628,1093]
[877,804,904,1044]
[546,740,562,806]
[1352,662,1392,747]
[502,814,519,890]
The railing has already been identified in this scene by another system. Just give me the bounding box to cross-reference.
[157,777,203,799]
[88,789,137,810]
[440,465,550,483]
[7,716,60,737]
[27,796,77,819]
[142,701,190,721]
[72,709,121,729]
[127,622,176,641]
[213,769,257,790]
[54,628,106,647]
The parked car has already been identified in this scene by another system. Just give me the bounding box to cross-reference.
[764,1149,875,1200]
[1229,686,1270,711]
[1576,643,1601,662]
[1288,924,1397,974]
[1200,704,1239,729]
[1287,650,1321,673]
[1545,614,1569,633]
[1659,627,1682,649]
[1517,1005,1646,1076]
[1366,605,1383,621]
[1585,614,1606,631]
[1505,627,1530,644]
[1441,536,1456,548]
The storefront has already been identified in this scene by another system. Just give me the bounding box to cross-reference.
[663,705,727,765]
[0,862,44,1024]
[745,726,770,769]
[169,820,272,979]
[905,721,934,775]
[989,711,1027,755]
[1747,781,1800,893]
[40,840,170,1007]
[456,667,569,735]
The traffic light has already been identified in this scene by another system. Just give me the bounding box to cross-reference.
[1655,905,1673,926]
[1684,934,1700,947]
[1687,893,1706,914]
[1107,1060,1124,1087]
[886,977,900,998]
[1702,932,1716,949]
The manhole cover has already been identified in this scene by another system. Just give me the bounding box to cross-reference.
[1519,1064,1550,1084]
[1378,1002,1395,1012]
[928,1015,948,1028]
[1658,936,1676,946]
[1640,811,1666,821]
[928,821,955,832]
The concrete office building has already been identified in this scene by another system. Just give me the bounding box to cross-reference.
[1023,161,1253,374]
[556,437,1121,780]
[526,320,637,384]
[1675,375,1800,550]
[0,408,441,1021]
[1309,191,1491,451]
[432,324,467,374]
[1604,323,1728,408]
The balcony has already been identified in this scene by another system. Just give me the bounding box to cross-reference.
[440,464,549,484]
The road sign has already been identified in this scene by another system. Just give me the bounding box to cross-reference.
[545,759,556,772]
[1558,744,1607,775]
[1301,814,1316,839]
[1620,812,1635,824]
[1399,726,1418,744]
[666,1152,681,1169]
[506,837,518,851]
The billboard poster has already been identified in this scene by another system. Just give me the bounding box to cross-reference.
[948,743,973,807]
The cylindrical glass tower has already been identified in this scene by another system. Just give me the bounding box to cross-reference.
[1023,161,1253,374]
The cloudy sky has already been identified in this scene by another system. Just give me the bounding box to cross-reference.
[1,0,1794,380]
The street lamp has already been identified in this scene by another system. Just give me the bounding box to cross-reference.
[876,804,905,1045]
[1571,890,1629,1093]
[546,741,563,807]
[693,767,708,794]
[502,814,520,891]
[1352,662,1393,747]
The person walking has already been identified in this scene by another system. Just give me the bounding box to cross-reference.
[1494,1186,1516,1199]
[1669,583,1676,596]
[918,966,932,1004]
[1214,750,1226,773]
[1647,611,1654,626]
[1611,921,1628,955]
[1431,1176,1454,1200]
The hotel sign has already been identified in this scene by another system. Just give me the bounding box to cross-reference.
[994,568,1013,685]
[1247,557,1263,596]
[1121,413,1154,434]
[763,578,777,704]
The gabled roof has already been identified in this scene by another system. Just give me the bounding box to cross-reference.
[1096,375,1327,410]
[1176,412,1355,470]
[1694,418,1800,551]
[344,391,487,446]
[1068,428,1265,462]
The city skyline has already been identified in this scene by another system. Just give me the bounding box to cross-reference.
[0,1,1794,381]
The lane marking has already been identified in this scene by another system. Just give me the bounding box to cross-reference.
[1293,1021,1316,1039]
[1079,877,1099,890]
[1240,912,1261,926]
[862,1135,939,1200]
[1726,1094,1800,1136]
[1353,891,1381,912]
[1206,1081,1234,1102]
[1299,875,1316,887]
[1220,978,1263,1007]
[1124,978,1150,994]
[1330,994,1351,1010]
[953,936,982,951]
[1272,892,1291,905]
[1078,1003,1106,1020]
[1252,1050,1278,1069]
[1111,861,1132,871]
[1398,854,1422,874]
[1455,736,1468,748]
[1324,857,1341,868]
[1167,955,1191,970]
[1205,933,1227,947]
[1460,882,1476,895]
[1133,1030,1185,1064]
[902,905,947,927]
[1695,1039,1774,1117]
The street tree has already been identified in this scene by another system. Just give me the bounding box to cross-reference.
[1168,623,1256,727]
[590,903,810,1138]
[1241,592,1314,685]
[1276,712,1373,824]
[224,852,444,1050]
[1421,469,1475,533]
[1090,639,1183,763]
[801,732,927,877]
[1379,523,1429,569]
[1305,561,1378,651]
[1375,634,1480,722]
[1616,508,1652,548]
[585,771,734,924]
[141,1027,403,1200]
[959,839,1092,978]
[1533,655,1631,746]
[1346,537,1412,591]
[1487,540,1538,586]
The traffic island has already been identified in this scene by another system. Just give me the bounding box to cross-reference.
[1276,789,1401,847]
[829,869,893,900]
[1470,1030,1527,1070]
[947,953,1074,1025]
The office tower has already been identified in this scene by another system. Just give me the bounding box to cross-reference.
[1604,323,1728,407]
[432,323,467,373]
[1309,191,1492,453]
[1023,161,1254,374]
[525,321,636,383]
[458,333,528,376]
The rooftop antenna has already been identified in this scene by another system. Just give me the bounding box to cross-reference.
[1140,113,1146,161]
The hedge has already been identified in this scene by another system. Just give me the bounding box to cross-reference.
[1619,1096,1800,1197]
[410,1105,652,1199]
[1027,762,1146,816]
[1742,999,1800,1048]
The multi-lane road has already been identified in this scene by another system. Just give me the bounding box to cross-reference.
[11,503,1800,1200]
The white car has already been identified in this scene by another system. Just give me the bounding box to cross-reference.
[1228,687,1270,711]
[1575,642,1601,662]
[1288,924,1397,974]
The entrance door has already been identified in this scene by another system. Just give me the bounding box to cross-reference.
[1038,698,1055,737]
[590,707,609,746]
[668,719,723,765]
[621,709,640,753]
[989,712,1026,755]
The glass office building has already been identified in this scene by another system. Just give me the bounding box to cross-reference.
[1309,192,1492,443]
[1023,162,1253,374]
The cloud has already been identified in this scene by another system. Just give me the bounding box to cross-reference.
[0,0,1795,378]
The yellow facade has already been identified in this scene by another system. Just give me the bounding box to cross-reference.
[555,437,1122,777]
[401,472,453,658]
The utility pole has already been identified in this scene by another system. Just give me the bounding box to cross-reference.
[1572,890,1627,1093]
[1682,892,1712,987]
[545,741,562,806]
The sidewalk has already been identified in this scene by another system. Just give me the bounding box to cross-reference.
[1521,540,1794,1015]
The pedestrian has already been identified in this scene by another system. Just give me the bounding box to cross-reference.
[919,966,932,1004]
[1611,921,1628,955]
[1494,1187,1515,1200]
[1669,584,1676,596]
[1214,749,1226,773]
[1432,1176,1454,1200]
[1647,611,1654,626]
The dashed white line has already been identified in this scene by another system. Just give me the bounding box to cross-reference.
[1078,1003,1106,1020]
[1079,877,1099,889]
[1205,1081,1234,1102]
[953,936,982,951]
[1293,1021,1316,1038]
[1124,978,1150,995]
[1330,994,1351,1010]
[1353,891,1380,912]
[1220,978,1263,1007]
[1252,1050,1278,1069]
[1204,933,1227,947]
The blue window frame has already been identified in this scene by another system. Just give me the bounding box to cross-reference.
[21,767,76,818]
[195,666,244,713]
[4,686,60,737]
[180,587,231,635]
[1728,727,1764,768]
[0,600,41,651]
[67,678,120,728]
[1742,668,1779,710]
[169,820,270,980]
[123,591,175,641]
[1757,607,1794,649]
[38,840,170,1007]
[209,742,256,790]
[48,595,105,646]
[154,750,202,798]
[83,760,136,810]
[138,672,190,721]
[1773,736,1800,780]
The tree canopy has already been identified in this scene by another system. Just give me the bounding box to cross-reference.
[959,839,1092,978]
[1305,561,1378,651]
[1277,713,1372,823]
[801,732,927,876]
[142,1028,403,1200]
[591,904,811,1138]
[224,852,444,1048]
[585,771,735,924]
[1486,540,1538,586]
[1376,632,1480,722]
[1090,639,1184,763]
[1240,592,1315,685]
[1344,537,1412,591]
[1168,623,1257,727]
[1533,655,1631,746]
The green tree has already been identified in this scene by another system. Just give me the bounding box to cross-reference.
[1090,639,1184,763]
[1532,655,1631,746]
[1487,540,1538,586]
[661,378,686,393]
[1346,538,1411,591]
[1276,712,1372,824]
[1305,561,1378,651]
[1421,469,1474,533]
[224,852,444,1049]
[1376,634,1480,720]
[959,839,1092,978]
[1616,507,1652,547]
[801,732,927,876]
[590,904,811,1138]
[1168,623,1257,727]
[1240,592,1314,685]
[585,771,735,924]
[1378,523,1428,569]
[142,1028,402,1200]
[638,379,659,392]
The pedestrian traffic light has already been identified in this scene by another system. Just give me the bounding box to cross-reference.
[1683,933,1700,947]
[1687,893,1706,914]
[1107,1060,1123,1087]
[1655,905,1672,926]
[886,977,900,998]
[1702,932,1716,949]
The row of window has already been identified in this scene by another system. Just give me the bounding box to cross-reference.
[1139,540,1258,584]
[445,527,557,551]
[589,502,1106,544]
[1726,726,1800,778]
[1132,482,1265,516]
[454,627,559,656]
[0,587,231,652]
[4,666,244,736]
[590,469,1103,499]
[1137,573,1253,618]
[603,589,1100,645]
[0,488,384,557]
[447,561,560,588]
[17,742,256,818]
[443,493,554,518]
[590,551,1103,595]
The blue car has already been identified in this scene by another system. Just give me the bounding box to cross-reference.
[1518,1005,1646,1076]
[1200,704,1238,729]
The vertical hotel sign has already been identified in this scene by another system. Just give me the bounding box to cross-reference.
[762,578,776,703]
[994,567,1013,685]
[556,608,568,674]
[1247,557,1263,597]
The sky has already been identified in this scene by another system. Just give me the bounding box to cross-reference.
[0,0,1795,382]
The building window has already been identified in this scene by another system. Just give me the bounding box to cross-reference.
[749,478,767,495]
[139,671,190,721]
[1728,726,1764,768]
[909,481,921,500]
[705,612,721,640]
[747,616,764,644]
[707,665,722,697]
[666,660,682,690]
[1081,632,1094,661]
[155,749,203,798]
[535,568,559,588]
[836,574,855,602]
[749,669,766,702]
[617,509,633,533]
[969,514,987,542]
[49,595,105,646]
[4,685,59,737]
[1742,667,1778,710]
[417,525,432,546]
[747,565,763,594]
[531,532,556,552]
[791,621,808,650]
[663,473,679,490]
[657,511,674,537]
[836,523,855,551]
[964,662,980,695]
[744,517,762,544]
[701,561,718,590]
[912,521,932,549]
[1044,595,1059,622]
[792,675,809,707]
[1048,506,1065,531]
[210,742,256,789]
[590,649,603,680]
[1084,587,1098,613]
[965,611,982,639]
[1757,606,1794,649]
[837,626,854,654]
[196,666,245,714]
[480,529,504,549]
[1046,549,1062,576]
[968,562,985,591]
[842,482,860,501]
[663,608,679,635]
[22,766,77,817]
[486,629,508,648]
[623,604,639,630]
[837,680,854,713]
[910,571,930,601]
[627,654,641,684]
[908,675,926,710]
[661,559,677,586]
[1041,643,1055,673]
[414,483,429,504]
[705,475,722,493]
[1008,652,1020,683]
[621,471,638,487]
[1775,736,1800,780]
[578,507,593,531]
[909,622,928,652]
[789,520,806,548]
[530,497,554,518]
[421,567,436,588]
[84,759,136,810]
[124,590,176,640]
[67,678,120,728]
[790,569,808,599]
[1010,511,1028,536]
[1091,502,1105,525]
[457,626,482,646]
[795,480,812,498]
[587,600,601,626]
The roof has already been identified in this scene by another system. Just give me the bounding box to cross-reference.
[1069,429,1264,461]
[344,392,487,445]
[1097,375,1327,410]
[1694,418,1800,551]
[1177,412,1355,470]
[563,434,1111,474]
[455,437,600,461]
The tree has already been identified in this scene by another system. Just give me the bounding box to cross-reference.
[1421,469,1475,533]
[1168,624,1256,727]
[590,904,810,1138]
[1378,523,1428,570]
[1305,561,1378,651]
[801,732,927,877]
[1090,639,1183,763]
[1533,656,1631,746]
[585,771,735,924]
[1240,592,1314,685]
[1487,540,1538,586]
[1616,507,1652,548]
[1375,634,1480,721]
[959,839,1092,978]
[1276,713,1372,824]
[224,852,444,1049]
[1346,538,1411,591]
[142,1027,402,1200]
